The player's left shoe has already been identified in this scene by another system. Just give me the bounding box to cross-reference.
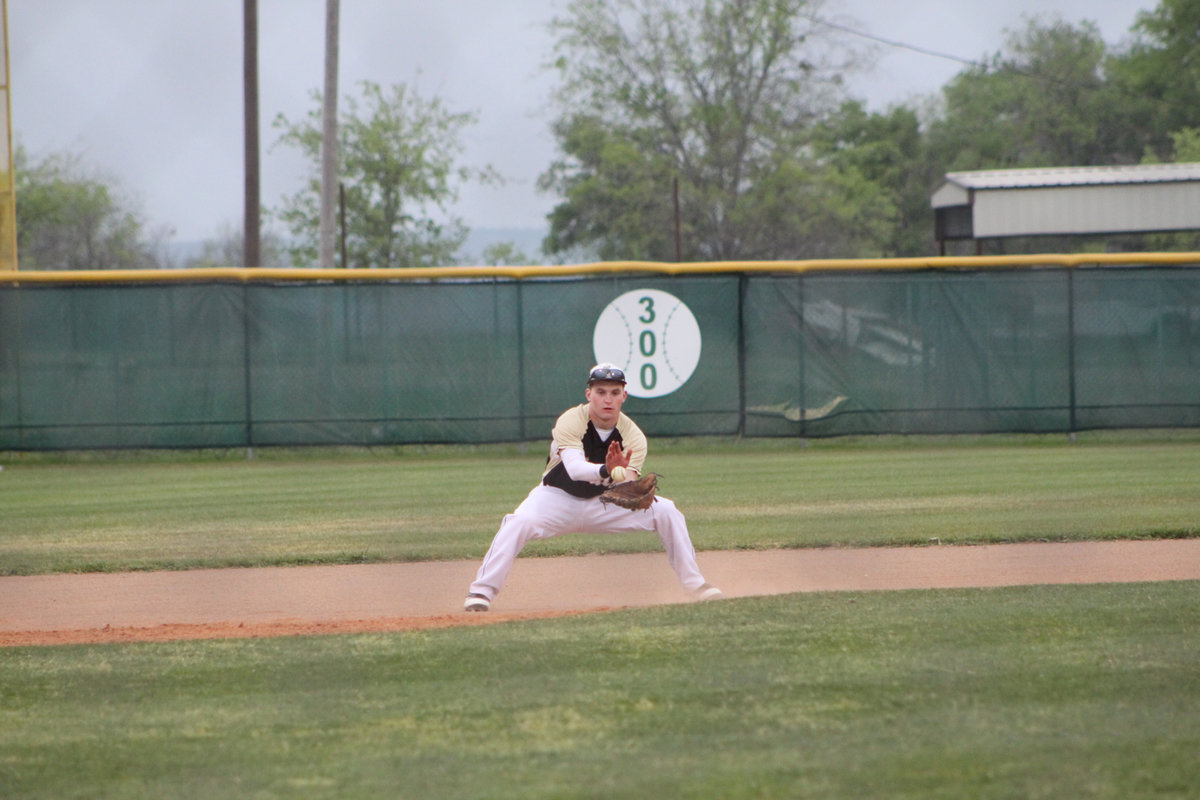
[692,583,723,602]
[464,593,491,612]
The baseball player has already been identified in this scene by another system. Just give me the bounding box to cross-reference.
[464,363,722,611]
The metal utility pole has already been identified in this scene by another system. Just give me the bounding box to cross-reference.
[243,0,261,267]
[672,176,682,262]
[318,0,340,268]
[0,0,17,270]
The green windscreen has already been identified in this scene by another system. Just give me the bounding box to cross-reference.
[2,266,1197,450]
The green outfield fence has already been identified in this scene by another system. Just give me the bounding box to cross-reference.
[1,255,1198,450]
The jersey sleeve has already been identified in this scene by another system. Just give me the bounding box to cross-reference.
[542,405,591,479]
[560,447,605,483]
[550,405,590,453]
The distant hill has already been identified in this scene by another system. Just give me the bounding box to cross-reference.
[459,227,548,265]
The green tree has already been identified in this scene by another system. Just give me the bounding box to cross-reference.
[539,0,872,261]
[479,241,536,266]
[927,15,1135,173]
[921,14,1159,254]
[542,115,679,260]
[14,146,158,270]
[1108,0,1200,161]
[811,101,937,257]
[1164,127,1200,162]
[272,81,497,268]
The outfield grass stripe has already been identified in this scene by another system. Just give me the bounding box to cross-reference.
[3,436,1200,576]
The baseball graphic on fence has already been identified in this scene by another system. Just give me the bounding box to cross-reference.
[593,289,702,398]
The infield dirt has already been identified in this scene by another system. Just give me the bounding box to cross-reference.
[3,539,1199,646]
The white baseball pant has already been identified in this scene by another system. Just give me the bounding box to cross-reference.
[469,483,709,600]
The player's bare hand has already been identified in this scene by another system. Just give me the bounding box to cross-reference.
[606,439,631,472]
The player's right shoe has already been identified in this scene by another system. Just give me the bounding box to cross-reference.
[693,583,723,602]
[464,593,491,612]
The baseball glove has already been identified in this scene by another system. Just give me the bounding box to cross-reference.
[599,472,658,510]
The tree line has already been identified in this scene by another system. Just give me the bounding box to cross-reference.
[14,0,1200,269]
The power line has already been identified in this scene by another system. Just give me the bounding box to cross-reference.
[802,10,1169,115]
[802,13,990,73]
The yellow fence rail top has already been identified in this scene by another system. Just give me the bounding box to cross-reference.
[2,252,1199,284]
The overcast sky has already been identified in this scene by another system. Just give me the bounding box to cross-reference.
[9,0,1155,243]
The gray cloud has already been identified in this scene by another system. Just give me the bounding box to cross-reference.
[9,0,1149,242]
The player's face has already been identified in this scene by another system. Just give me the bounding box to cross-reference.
[586,381,627,427]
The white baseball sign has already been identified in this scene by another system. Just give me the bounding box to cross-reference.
[593,289,702,398]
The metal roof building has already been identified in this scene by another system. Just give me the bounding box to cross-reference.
[931,163,1200,253]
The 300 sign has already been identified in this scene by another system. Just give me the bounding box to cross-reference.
[592,289,702,399]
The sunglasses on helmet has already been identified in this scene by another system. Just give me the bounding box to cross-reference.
[588,366,626,383]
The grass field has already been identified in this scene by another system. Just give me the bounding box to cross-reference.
[2,583,1198,799]
[3,431,1200,576]
[2,432,1199,798]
